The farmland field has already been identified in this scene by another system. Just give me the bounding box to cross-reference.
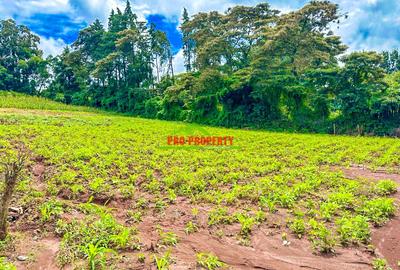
[0,93,399,270]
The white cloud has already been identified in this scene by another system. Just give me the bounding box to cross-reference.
[332,0,400,52]
[172,49,185,74]
[38,36,66,57]
[0,0,72,17]
[69,0,124,22]
[1,0,400,57]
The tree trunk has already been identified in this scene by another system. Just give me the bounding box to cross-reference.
[0,152,25,241]
[0,171,17,240]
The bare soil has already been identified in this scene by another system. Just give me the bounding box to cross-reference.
[5,164,400,270]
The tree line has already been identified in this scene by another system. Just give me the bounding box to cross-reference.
[1,0,400,135]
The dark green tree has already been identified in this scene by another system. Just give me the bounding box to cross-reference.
[0,19,47,94]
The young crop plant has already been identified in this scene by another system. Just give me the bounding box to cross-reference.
[135,197,149,210]
[158,230,178,247]
[308,219,337,253]
[259,196,277,213]
[374,180,397,195]
[127,210,143,223]
[137,253,146,263]
[81,242,115,270]
[327,191,355,209]
[255,210,267,223]
[191,207,199,218]
[289,218,306,238]
[372,258,392,270]
[56,213,140,266]
[154,251,172,270]
[336,215,371,245]
[0,257,16,270]
[235,213,255,237]
[208,207,234,227]
[39,199,64,222]
[320,202,340,221]
[358,198,396,226]
[185,221,198,235]
[196,252,226,270]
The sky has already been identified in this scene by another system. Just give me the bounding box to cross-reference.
[0,0,400,73]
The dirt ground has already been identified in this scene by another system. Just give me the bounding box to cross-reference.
[6,165,400,270]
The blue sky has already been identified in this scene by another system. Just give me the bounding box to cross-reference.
[1,0,400,72]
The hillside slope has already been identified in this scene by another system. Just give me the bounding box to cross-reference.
[0,94,398,270]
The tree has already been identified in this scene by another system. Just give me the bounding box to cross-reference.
[182,4,278,72]
[336,52,385,123]
[0,147,26,240]
[381,49,400,74]
[0,19,46,94]
[372,71,400,119]
[251,1,347,119]
[181,8,194,72]
[150,26,173,83]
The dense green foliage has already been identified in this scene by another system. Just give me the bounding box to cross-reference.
[1,1,400,135]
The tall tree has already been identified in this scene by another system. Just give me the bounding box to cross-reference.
[250,1,347,119]
[181,8,194,72]
[336,52,385,123]
[381,49,400,74]
[0,19,47,94]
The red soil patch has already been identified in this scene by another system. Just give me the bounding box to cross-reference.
[111,196,375,270]
[338,166,400,269]
[13,237,60,270]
